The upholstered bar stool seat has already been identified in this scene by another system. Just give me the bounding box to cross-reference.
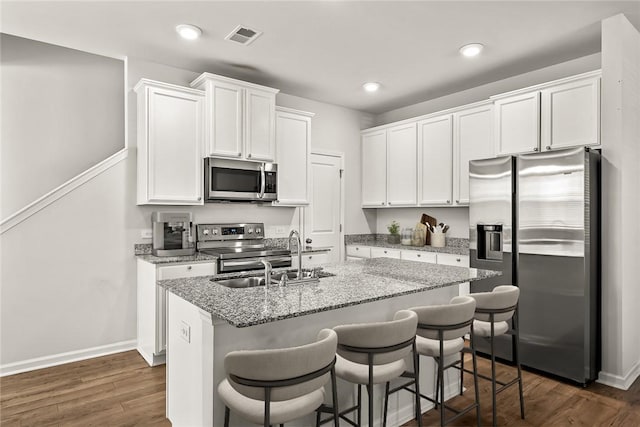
[472,320,509,337]
[395,296,480,427]
[218,328,339,427]
[329,310,422,427]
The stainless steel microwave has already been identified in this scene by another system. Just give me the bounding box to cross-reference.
[204,158,277,202]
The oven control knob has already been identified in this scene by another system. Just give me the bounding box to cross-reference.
[256,228,262,234]
[248,228,253,234]
[213,229,218,235]
[203,229,210,235]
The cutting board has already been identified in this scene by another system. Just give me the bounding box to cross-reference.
[420,214,437,245]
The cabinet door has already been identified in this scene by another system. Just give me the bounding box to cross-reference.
[370,247,401,259]
[362,130,387,207]
[145,86,204,205]
[346,245,371,258]
[245,88,276,161]
[400,250,437,263]
[454,104,493,206]
[417,115,453,205]
[494,91,541,155]
[274,109,311,206]
[541,77,600,151]
[208,80,243,158]
[387,123,417,206]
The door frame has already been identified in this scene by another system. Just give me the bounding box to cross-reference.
[302,150,345,262]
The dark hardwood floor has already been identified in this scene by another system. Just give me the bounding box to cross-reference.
[1,350,638,426]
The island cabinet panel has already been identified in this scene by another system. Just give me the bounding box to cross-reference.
[436,253,471,295]
[273,107,314,206]
[135,79,205,205]
[361,130,387,207]
[370,247,401,259]
[418,115,453,206]
[136,259,215,367]
[453,103,494,205]
[387,123,417,206]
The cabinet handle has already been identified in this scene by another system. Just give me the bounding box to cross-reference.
[456,258,461,262]
[197,196,202,201]
[446,200,451,204]
[455,200,459,203]
[308,256,312,259]
[237,152,242,157]
[247,154,252,158]
[381,202,385,206]
[388,202,392,206]
[187,266,192,270]
[533,147,539,152]
[417,254,421,257]
[384,251,387,254]
[545,146,551,151]
[356,248,359,250]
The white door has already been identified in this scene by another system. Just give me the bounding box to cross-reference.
[304,153,343,263]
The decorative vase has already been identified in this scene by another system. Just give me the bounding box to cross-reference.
[387,234,401,244]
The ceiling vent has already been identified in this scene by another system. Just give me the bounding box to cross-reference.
[225,25,263,46]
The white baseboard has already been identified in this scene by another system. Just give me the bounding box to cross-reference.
[597,360,640,390]
[0,339,137,377]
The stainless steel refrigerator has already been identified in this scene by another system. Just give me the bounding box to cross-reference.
[469,146,600,385]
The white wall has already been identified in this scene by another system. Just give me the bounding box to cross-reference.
[0,53,371,371]
[599,14,640,390]
[0,34,124,218]
[375,53,601,126]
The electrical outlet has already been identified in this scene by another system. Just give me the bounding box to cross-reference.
[140,229,153,239]
[180,321,191,343]
[275,226,286,235]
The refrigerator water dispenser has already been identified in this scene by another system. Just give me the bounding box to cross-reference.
[477,224,503,261]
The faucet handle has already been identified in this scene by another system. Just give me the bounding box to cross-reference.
[279,274,288,287]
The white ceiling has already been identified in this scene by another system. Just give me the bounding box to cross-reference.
[2,1,639,114]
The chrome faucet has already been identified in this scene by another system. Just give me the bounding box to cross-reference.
[288,230,303,279]
[260,259,272,288]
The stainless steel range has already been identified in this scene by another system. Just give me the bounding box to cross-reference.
[196,223,291,273]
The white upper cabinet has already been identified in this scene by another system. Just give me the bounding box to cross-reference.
[493,71,601,155]
[541,76,600,151]
[362,130,387,207]
[454,103,494,206]
[417,115,453,206]
[387,123,417,206]
[494,92,541,155]
[135,79,204,205]
[274,107,314,206]
[191,73,279,161]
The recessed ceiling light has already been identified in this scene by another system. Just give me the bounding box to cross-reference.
[176,24,202,40]
[363,82,381,92]
[460,43,484,57]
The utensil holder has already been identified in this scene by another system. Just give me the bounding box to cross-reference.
[431,232,446,248]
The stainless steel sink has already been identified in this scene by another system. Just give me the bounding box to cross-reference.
[271,270,335,281]
[214,277,265,288]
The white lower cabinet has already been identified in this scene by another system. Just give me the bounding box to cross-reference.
[346,245,372,259]
[370,247,401,259]
[291,251,330,269]
[137,259,216,366]
[400,250,437,263]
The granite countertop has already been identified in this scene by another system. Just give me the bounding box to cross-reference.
[160,258,500,328]
[137,252,218,265]
[346,235,469,256]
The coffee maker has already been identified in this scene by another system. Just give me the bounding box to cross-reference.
[151,212,195,256]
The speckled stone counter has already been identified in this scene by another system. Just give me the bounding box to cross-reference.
[346,234,469,255]
[160,258,499,327]
[137,253,218,265]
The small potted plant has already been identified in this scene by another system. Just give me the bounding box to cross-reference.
[387,220,401,244]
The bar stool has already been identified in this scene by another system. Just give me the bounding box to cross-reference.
[466,285,525,426]
[218,329,339,427]
[386,296,480,427]
[329,310,422,427]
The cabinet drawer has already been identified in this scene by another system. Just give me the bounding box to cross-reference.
[436,253,469,267]
[346,245,371,258]
[303,252,330,268]
[157,262,216,280]
[370,247,401,259]
[401,250,437,263]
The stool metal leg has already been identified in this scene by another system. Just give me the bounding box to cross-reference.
[357,384,362,425]
[459,348,465,396]
[490,315,497,427]
[470,326,481,427]
[514,309,525,419]
[383,382,390,427]
[439,336,446,427]
[224,406,230,427]
[413,342,423,427]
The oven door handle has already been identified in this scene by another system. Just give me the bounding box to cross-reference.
[259,163,265,199]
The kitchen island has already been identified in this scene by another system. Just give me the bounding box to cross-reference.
[161,258,500,427]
